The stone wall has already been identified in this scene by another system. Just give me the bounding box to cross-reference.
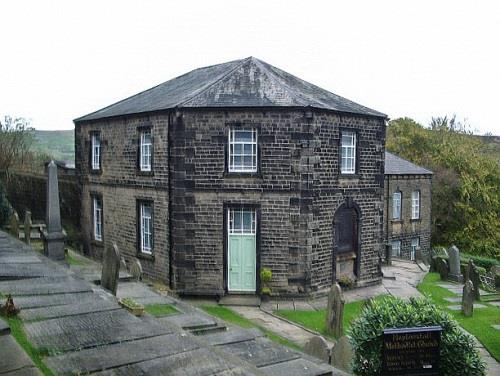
[384,175,432,260]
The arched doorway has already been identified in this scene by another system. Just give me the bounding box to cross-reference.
[333,200,360,282]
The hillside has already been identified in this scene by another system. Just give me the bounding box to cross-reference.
[33,130,74,162]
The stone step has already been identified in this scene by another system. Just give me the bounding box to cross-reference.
[190,324,228,336]
[219,294,261,307]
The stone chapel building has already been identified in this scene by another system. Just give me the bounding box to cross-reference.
[74,57,389,297]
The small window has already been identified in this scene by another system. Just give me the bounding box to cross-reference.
[410,238,420,261]
[340,131,356,174]
[391,240,401,257]
[411,191,420,219]
[229,208,256,235]
[93,196,102,241]
[140,129,152,171]
[91,133,101,170]
[228,129,257,173]
[139,201,153,254]
[392,191,402,220]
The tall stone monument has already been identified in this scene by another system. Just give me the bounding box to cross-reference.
[325,283,344,338]
[41,161,66,261]
[448,245,464,282]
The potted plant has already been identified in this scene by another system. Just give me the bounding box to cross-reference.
[260,268,272,301]
[119,297,145,316]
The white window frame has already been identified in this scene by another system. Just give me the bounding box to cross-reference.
[340,131,356,174]
[392,191,402,220]
[93,196,102,241]
[228,128,258,173]
[228,208,256,235]
[91,133,101,170]
[391,240,401,258]
[411,191,420,219]
[410,238,420,261]
[140,202,153,254]
[140,129,152,171]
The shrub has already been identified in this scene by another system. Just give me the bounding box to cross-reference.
[260,268,272,295]
[461,253,500,270]
[338,275,355,289]
[349,296,485,376]
[0,180,11,227]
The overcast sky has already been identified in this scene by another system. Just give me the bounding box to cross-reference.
[1,1,499,134]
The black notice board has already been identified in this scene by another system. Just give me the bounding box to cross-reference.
[382,326,442,376]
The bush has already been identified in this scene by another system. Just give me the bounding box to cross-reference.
[0,180,11,227]
[461,253,500,270]
[349,296,485,376]
[260,268,272,295]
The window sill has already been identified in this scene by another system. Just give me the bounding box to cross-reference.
[137,252,155,261]
[338,173,360,179]
[136,170,154,177]
[391,219,403,224]
[89,169,102,176]
[91,239,104,247]
[224,172,263,179]
[410,218,421,223]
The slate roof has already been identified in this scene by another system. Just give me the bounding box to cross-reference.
[75,57,387,122]
[385,151,433,175]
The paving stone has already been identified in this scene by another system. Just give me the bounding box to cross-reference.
[492,325,500,330]
[92,347,256,376]
[159,311,217,330]
[11,291,98,309]
[0,316,10,335]
[204,327,264,346]
[444,297,462,303]
[447,304,487,311]
[488,301,500,307]
[117,282,160,298]
[219,337,300,368]
[25,309,172,352]
[134,295,176,306]
[260,357,341,376]
[0,335,37,373]
[0,277,91,296]
[0,263,67,279]
[20,299,121,321]
[45,333,199,375]
[0,255,42,264]
[1,368,43,376]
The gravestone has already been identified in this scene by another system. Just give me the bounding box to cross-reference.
[325,283,344,338]
[130,259,143,281]
[303,335,330,363]
[101,242,121,295]
[41,161,66,261]
[467,260,481,301]
[9,211,20,239]
[383,326,442,375]
[120,257,127,272]
[436,258,448,281]
[461,280,474,317]
[447,246,464,282]
[24,210,32,245]
[330,335,353,373]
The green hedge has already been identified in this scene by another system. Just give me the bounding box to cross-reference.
[349,296,485,376]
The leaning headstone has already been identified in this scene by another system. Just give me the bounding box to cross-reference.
[120,257,127,272]
[303,335,330,363]
[325,283,344,338]
[23,210,32,245]
[437,258,449,281]
[467,260,481,301]
[130,259,143,281]
[9,211,20,239]
[462,280,474,317]
[448,246,464,282]
[101,242,121,295]
[41,161,66,261]
[330,335,353,373]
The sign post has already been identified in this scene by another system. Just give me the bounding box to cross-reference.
[382,326,442,376]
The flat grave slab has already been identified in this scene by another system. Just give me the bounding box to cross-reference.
[1,367,43,376]
[116,282,161,298]
[25,309,172,352]
[488,301,500,307]
[11,291,98,309]
[0,255,42,264]
[159,311,217,330]
[0,316,10,335]
[0,277,92,296]
[20,299,121,321]
[91,347,256,376]
[493,325,500,330]
[134,295,176,306]
[447,304,487,311]
[45,333,199,375]
[260,357,338,376]
[219,337,300,368]
[0,263,67,279]
[444,297,462,303]
[0,335,38,374]
[204,327,264,346]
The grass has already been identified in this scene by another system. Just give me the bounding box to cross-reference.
[418,272,500,362]
[1,314,55,376]
[144,304,179,317]
[276,295,387,340]
[201,305,301,350]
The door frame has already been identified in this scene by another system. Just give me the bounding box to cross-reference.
[223,203,261,294]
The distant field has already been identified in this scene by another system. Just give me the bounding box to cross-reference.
[33,130,74,161]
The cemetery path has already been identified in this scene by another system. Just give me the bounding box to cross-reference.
[0,230,344,376]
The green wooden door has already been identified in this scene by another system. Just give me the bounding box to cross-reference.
[228,208,256,292]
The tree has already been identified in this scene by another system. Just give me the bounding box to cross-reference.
[0,116,35,175]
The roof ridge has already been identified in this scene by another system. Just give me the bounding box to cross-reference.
[176,57,251,107]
